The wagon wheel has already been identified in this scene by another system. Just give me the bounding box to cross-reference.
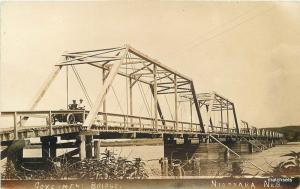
[67,113,76,124]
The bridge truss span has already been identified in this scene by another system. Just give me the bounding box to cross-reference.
[0,45,283,142]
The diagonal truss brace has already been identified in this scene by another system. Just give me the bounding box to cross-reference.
[206,92,216,132]
[83,46,129,130]
[19,66,62,126]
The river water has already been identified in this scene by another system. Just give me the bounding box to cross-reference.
[1,142,299,177]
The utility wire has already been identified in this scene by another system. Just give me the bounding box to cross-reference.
[71,65,93,108]
[187,6,275,51]
[128,52,152,117]
[111,85,125,115]
[168,6,275,58]
[166,5,259,56]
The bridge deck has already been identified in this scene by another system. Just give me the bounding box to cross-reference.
[0,110,282,142]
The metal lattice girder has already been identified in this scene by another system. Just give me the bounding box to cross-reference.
[56,45,194,95]
[28,44,205,131]
[82,46,129,129]
[182,91,239,133]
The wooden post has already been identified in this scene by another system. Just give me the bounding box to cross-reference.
[94,140,101,159]
[79,135,86,160]
[153,65,158,130]
[174,75,178,131]
[86,135,93,159]
[160,157,168,176]
[14,112,18,139]
[49,137,57,159]
[248,143,254,153]
[192,157,201,176]
[41,138,50,162]
[224,148,230,161]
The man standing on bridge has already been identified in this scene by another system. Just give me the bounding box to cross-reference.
[78,99,85,110]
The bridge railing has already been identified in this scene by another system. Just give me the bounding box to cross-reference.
[206,125,239,135]
[0,110,283,139]
[95,112,200,132]
[0,110,202,139]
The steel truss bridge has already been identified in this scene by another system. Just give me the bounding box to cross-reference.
[0,45,283,157]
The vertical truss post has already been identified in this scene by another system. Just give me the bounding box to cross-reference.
[190,82,205,133]
[84,46,128,129]
[190,100,193,130]
[246,122,250,136]
[221,102,223,132]
[153,64,158,130]
[150,85,165,126]
[206,93,215,132]
[232,104,240,134]
[174,75,178,131]
[66,66,69,109]
[226,101,229,133]
[205,105,214,131]
[14,112,18,139]
[129,78,133,127]
[102,69,107,126]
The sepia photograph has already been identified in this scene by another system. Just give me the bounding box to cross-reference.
[0,1,299,189]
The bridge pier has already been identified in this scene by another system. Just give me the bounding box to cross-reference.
[41,136,57,163]
[227,141,250,153]
[79,135,93,160]
[248,143,254,153]
[94,140,101,159]
[163,137,229,176]
[224,148,230,161]
[163,136,264,175]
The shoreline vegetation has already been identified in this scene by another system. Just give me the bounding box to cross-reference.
[1,142,299,180]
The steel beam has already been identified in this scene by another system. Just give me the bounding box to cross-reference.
[232,104,240,134]
[190,82,205,133]
[174,75,178,131]
[83,46,128,129]
[153,64,158,130]
[19,66,62,126]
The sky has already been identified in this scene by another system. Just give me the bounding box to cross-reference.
[1,1,300,128]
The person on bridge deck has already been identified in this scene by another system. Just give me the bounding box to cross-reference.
[78,99,85,110]
[69,100,78,110]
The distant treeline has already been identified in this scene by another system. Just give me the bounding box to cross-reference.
[265,126,300,142]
